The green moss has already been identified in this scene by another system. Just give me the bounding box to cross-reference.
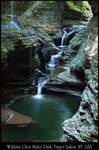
[66,1,82,13]
[66,1,93,17]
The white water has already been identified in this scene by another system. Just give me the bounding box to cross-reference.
[37,86,42,95]
[11,1,14,21]
[34,78,49,99]
[60,31,67,47]
[34,86,42,99]
[60,29,78,48]
[48,56,56,67]
[48,30,67,67]
[48,51,63,67]
[2,1,22,32]
[10,1,16,25]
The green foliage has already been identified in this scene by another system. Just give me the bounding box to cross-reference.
[66,1,93,17]
[66,1,82,13]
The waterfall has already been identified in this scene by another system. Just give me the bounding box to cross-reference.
[37,86,42,95]
[1,1,22,32]
[10,1,15,21]
[48,55,56,67]
[34,78,49,99]
[10,1,20,30]
[48,51,63,67]
[48,31,67,67]
[60,28,78,47]
[60,31,67,47]
[48,27,80,68]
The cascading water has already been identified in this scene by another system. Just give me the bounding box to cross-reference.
[11,1,14,21]
[37,86,42,95]
[1,1,23,32]
[48,27,79,68]
[48,30,67,67]
[34,78,49,99]
[48,55,56,67]
[48,50,63,67]
[60,31,67,47]
[10,1,22,31]
[60,28,80,48]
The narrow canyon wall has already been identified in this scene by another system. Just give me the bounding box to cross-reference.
[62,17,98,142]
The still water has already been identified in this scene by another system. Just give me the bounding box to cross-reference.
[2,93,81,142]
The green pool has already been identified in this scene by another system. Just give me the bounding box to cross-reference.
[2,93,81,142]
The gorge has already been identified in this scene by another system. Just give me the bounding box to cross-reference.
[1,1,98,143]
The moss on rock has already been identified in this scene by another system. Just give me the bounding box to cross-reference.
[66,1,93,18]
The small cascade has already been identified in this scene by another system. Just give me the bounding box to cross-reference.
[9,1,19,30]
[34,78,49,99]
[60,31,67,47]
[1,1,23,32]
[48,55,55,67]
[9,1,22,31]
[59,28,79,48]
[37,86,42,95]
[11,1,14,21]
[48,27,80,68]
[48,30,67,68]
[48,51,63,67]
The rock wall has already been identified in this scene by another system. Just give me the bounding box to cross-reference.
[1,1,34,16]
[62,17,98,142]
[19,1,63,35]
[1,30,36,85]
[19,1,93,34]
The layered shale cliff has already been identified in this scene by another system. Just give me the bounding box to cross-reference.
[62,17,98,142]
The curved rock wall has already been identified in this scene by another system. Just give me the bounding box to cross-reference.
[62,17,98,142]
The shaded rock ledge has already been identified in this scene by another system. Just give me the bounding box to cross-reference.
[62,17,98,142]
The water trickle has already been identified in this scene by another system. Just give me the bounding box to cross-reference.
[60,31,67,47]
[11,1,14,21]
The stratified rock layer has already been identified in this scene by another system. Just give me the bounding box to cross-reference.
[62,17,98,142]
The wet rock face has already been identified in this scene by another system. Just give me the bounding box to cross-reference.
[1,1,34,16]
[1,30,36,87]
[1,19,52,87]
[62,17,98,142]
